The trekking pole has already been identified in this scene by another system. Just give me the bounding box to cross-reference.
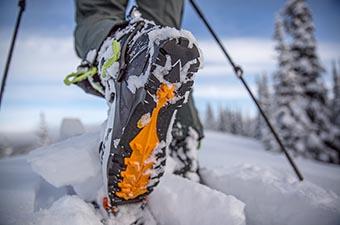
[189,0,304,181]
[0,0,26,110]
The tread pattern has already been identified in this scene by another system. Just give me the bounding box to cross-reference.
[105,36,201,208]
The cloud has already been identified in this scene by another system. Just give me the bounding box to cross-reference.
[0,105,107,132]
[197,38,276,76]
[0,35,80,82]
[197,38,340,76]
[199,38,276,64]
[4,82,98,103]
[193,83,256,100]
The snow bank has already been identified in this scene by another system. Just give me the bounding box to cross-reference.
[201,165,340,225]
[25,130,246,225]
[200,131,340,196]
[149,174,246,225]
[30,195,102,225]
[2,130,340,225]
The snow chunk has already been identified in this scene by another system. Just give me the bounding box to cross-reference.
[138,113,151,128]
[127,75,148,94]
[201,165,340,225]
[59,118,85,141]
[85,49,97,64]
[30,195,102,225]
[149,174,246,225]
[27,131,102,201]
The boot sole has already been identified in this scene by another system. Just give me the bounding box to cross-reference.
[104,36,201,208]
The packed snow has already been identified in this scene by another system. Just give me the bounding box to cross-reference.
[149,174,245,225]
[0,130,339,225]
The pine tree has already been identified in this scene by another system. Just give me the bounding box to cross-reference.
[216,106,257,138]
[273,15,300,104]
[256,73,277,151]
[217,107,227,132]
[332,61,340,127]
[229,109,239,135]
[255,75,263,139]
[234,110,244,135]
[37,112,50,147]
[224,108,232,134]
[204,103,216,130]
[273,14,304,155]
[242,112,257,138]
[275,0,340,163]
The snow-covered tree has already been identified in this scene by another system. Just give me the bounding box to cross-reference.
[204,103,216,130]
[256,73,270,138]
[223,108,240,135]
[234,111,243,135]
[273,0,340,163]
[229,109,238,135]
[273,15,300,105]
[217,107,256,137]
[242,112,257,138]
[273,14,304,156]
[256,73,277,151]
[331,61,340,127]
[217,107,228,132]
[37,112,50,147]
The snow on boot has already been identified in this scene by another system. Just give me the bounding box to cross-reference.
[102,202,157,225]
[64,17,203,213]
[169,123,201,182]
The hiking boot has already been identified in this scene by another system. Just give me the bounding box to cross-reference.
[169,122,202,182]
[80,18,203,211]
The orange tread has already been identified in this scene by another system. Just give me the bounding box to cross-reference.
[115,83,175,200]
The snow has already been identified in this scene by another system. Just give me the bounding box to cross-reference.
[127,75,148,94]
[149,174,245,225]
[0,156,69,225]
[59,118,85,141]
[28,131,101,188]
[0,130,340,225]
[201,166,339,225]
[199,131,340,195]
[86,49,97,64]
[30,195,103,225]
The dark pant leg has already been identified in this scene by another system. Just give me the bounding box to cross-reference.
[136,0,184,29]
[74,0,128,59]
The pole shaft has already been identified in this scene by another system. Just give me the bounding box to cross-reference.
[189,0,303,181]
[0,0,26,110]
[239,77,304,181]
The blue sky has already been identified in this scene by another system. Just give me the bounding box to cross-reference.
[0,0,339,132]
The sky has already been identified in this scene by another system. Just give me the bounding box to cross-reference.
[0,0,339,132]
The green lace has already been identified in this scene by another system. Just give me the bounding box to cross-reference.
[64,40,120,85]
[64,66,98,86]
[101,40,121,78]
